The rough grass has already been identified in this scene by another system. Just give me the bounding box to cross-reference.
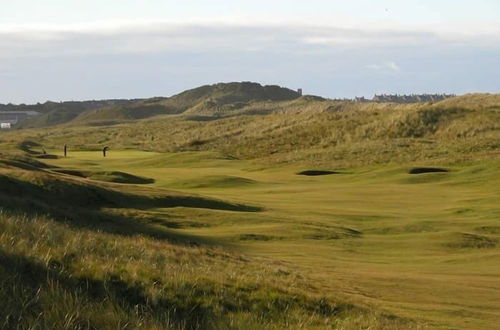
[0,167,415,329]
[27,148,499,329]
[0,211,360,329]
[0,154,419,329]
[446,233,498,249]
[1,93,499,329]
[7,94,499,169]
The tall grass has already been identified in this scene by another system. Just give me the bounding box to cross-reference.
[1,93,497,328]
[0,209,416,329]
[0,153,419,329]
[6,94,499,168]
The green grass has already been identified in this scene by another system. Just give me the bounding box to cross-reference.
[1,211,376,329]
[0,153,417,329]
[1,94,499,329]
[7,94,499,169]
[27,148,497,329]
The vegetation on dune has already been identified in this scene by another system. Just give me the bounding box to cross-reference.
[159,82,301,111]
[9,93,498,168]
[13,99,140,129]
[0,210,371,329]
[34,82,302,126]
[0,147,494,328]
[0,160,261,237]
[0,156,415,329]
[1,86,499,329]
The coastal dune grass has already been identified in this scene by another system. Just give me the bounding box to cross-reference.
[1,94,499,329]
[0,154,417,329]
[30,147,499,329]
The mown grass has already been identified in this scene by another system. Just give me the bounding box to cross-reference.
[0,154,419,329]
[36,148,500,329]
[1,94,499,329]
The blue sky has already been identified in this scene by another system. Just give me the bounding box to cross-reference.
[0,1,499,103]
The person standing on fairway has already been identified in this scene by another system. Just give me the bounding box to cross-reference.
[64,144,67,157]
[103,146,109,157]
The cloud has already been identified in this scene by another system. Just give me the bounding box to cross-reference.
[366,62,400,71]
[0,21,499,59]
[0,20,499,103]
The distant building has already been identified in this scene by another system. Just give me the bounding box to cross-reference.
[372,94,456,103]
[0,111,40,125]
[297,88,303,96]
[354,97,368,102]
[1,123,11,129]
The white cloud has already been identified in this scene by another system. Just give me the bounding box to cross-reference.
[366,62,401,71]
[0,19,499,103]
[0,20,499,59]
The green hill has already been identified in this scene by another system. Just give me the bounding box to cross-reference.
[11,99,140,128]
[10,82,300,127]
[156,81,301,110]
[10,86,500,131]
[1,87,499,329]
[0,150,414,329]
[16,92,498,168]
[70,82,301,125]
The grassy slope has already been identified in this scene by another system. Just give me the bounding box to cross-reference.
[1,93,499,329]
[70,82,301,125]
[7,82,301,128]
[36,149,499,329]
[15,100,140,129]
[0,152,410,329]
[9,94,499,168]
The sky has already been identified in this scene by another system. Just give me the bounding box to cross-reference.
[1,0,499,103]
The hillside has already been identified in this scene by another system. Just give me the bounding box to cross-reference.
[0,100,136,114]
[1,88,499,329]
[0,149,416,329]
[11,93,499,168]
[4,99,140,129]
[71,82,302,125]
